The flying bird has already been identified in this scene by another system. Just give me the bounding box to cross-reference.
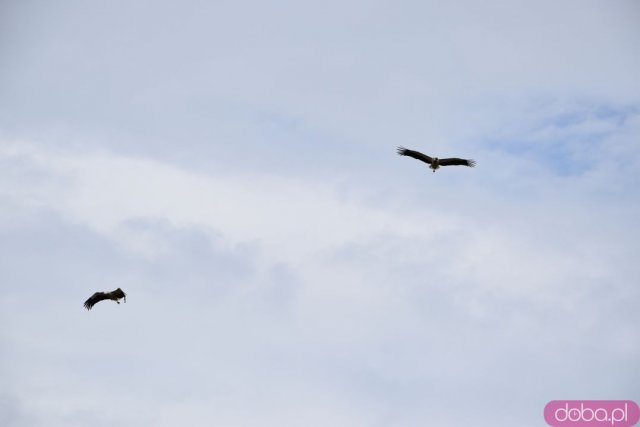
[397,147,476,172]
[83,288,127,310]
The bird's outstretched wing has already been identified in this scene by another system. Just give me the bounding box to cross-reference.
[439,158,476,167]
[397,147,433,165]
[84,292,107,310]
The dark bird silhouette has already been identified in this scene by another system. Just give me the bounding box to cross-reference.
[397,147,476,172]
[84,288,127,310]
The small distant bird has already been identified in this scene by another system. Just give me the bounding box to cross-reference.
[397,147,476,172]
[83,288,127,310]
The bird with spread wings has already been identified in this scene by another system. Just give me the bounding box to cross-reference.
[397,146,476,172]
[84,288,127,310]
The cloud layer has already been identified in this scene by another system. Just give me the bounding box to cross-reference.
[1,1,639,426]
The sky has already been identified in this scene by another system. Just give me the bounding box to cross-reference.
[0,0,639,426]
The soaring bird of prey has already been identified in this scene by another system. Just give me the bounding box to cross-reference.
[397,147,476,172]
[83,288,127,310]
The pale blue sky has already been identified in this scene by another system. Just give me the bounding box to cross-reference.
[1,1,639,426]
